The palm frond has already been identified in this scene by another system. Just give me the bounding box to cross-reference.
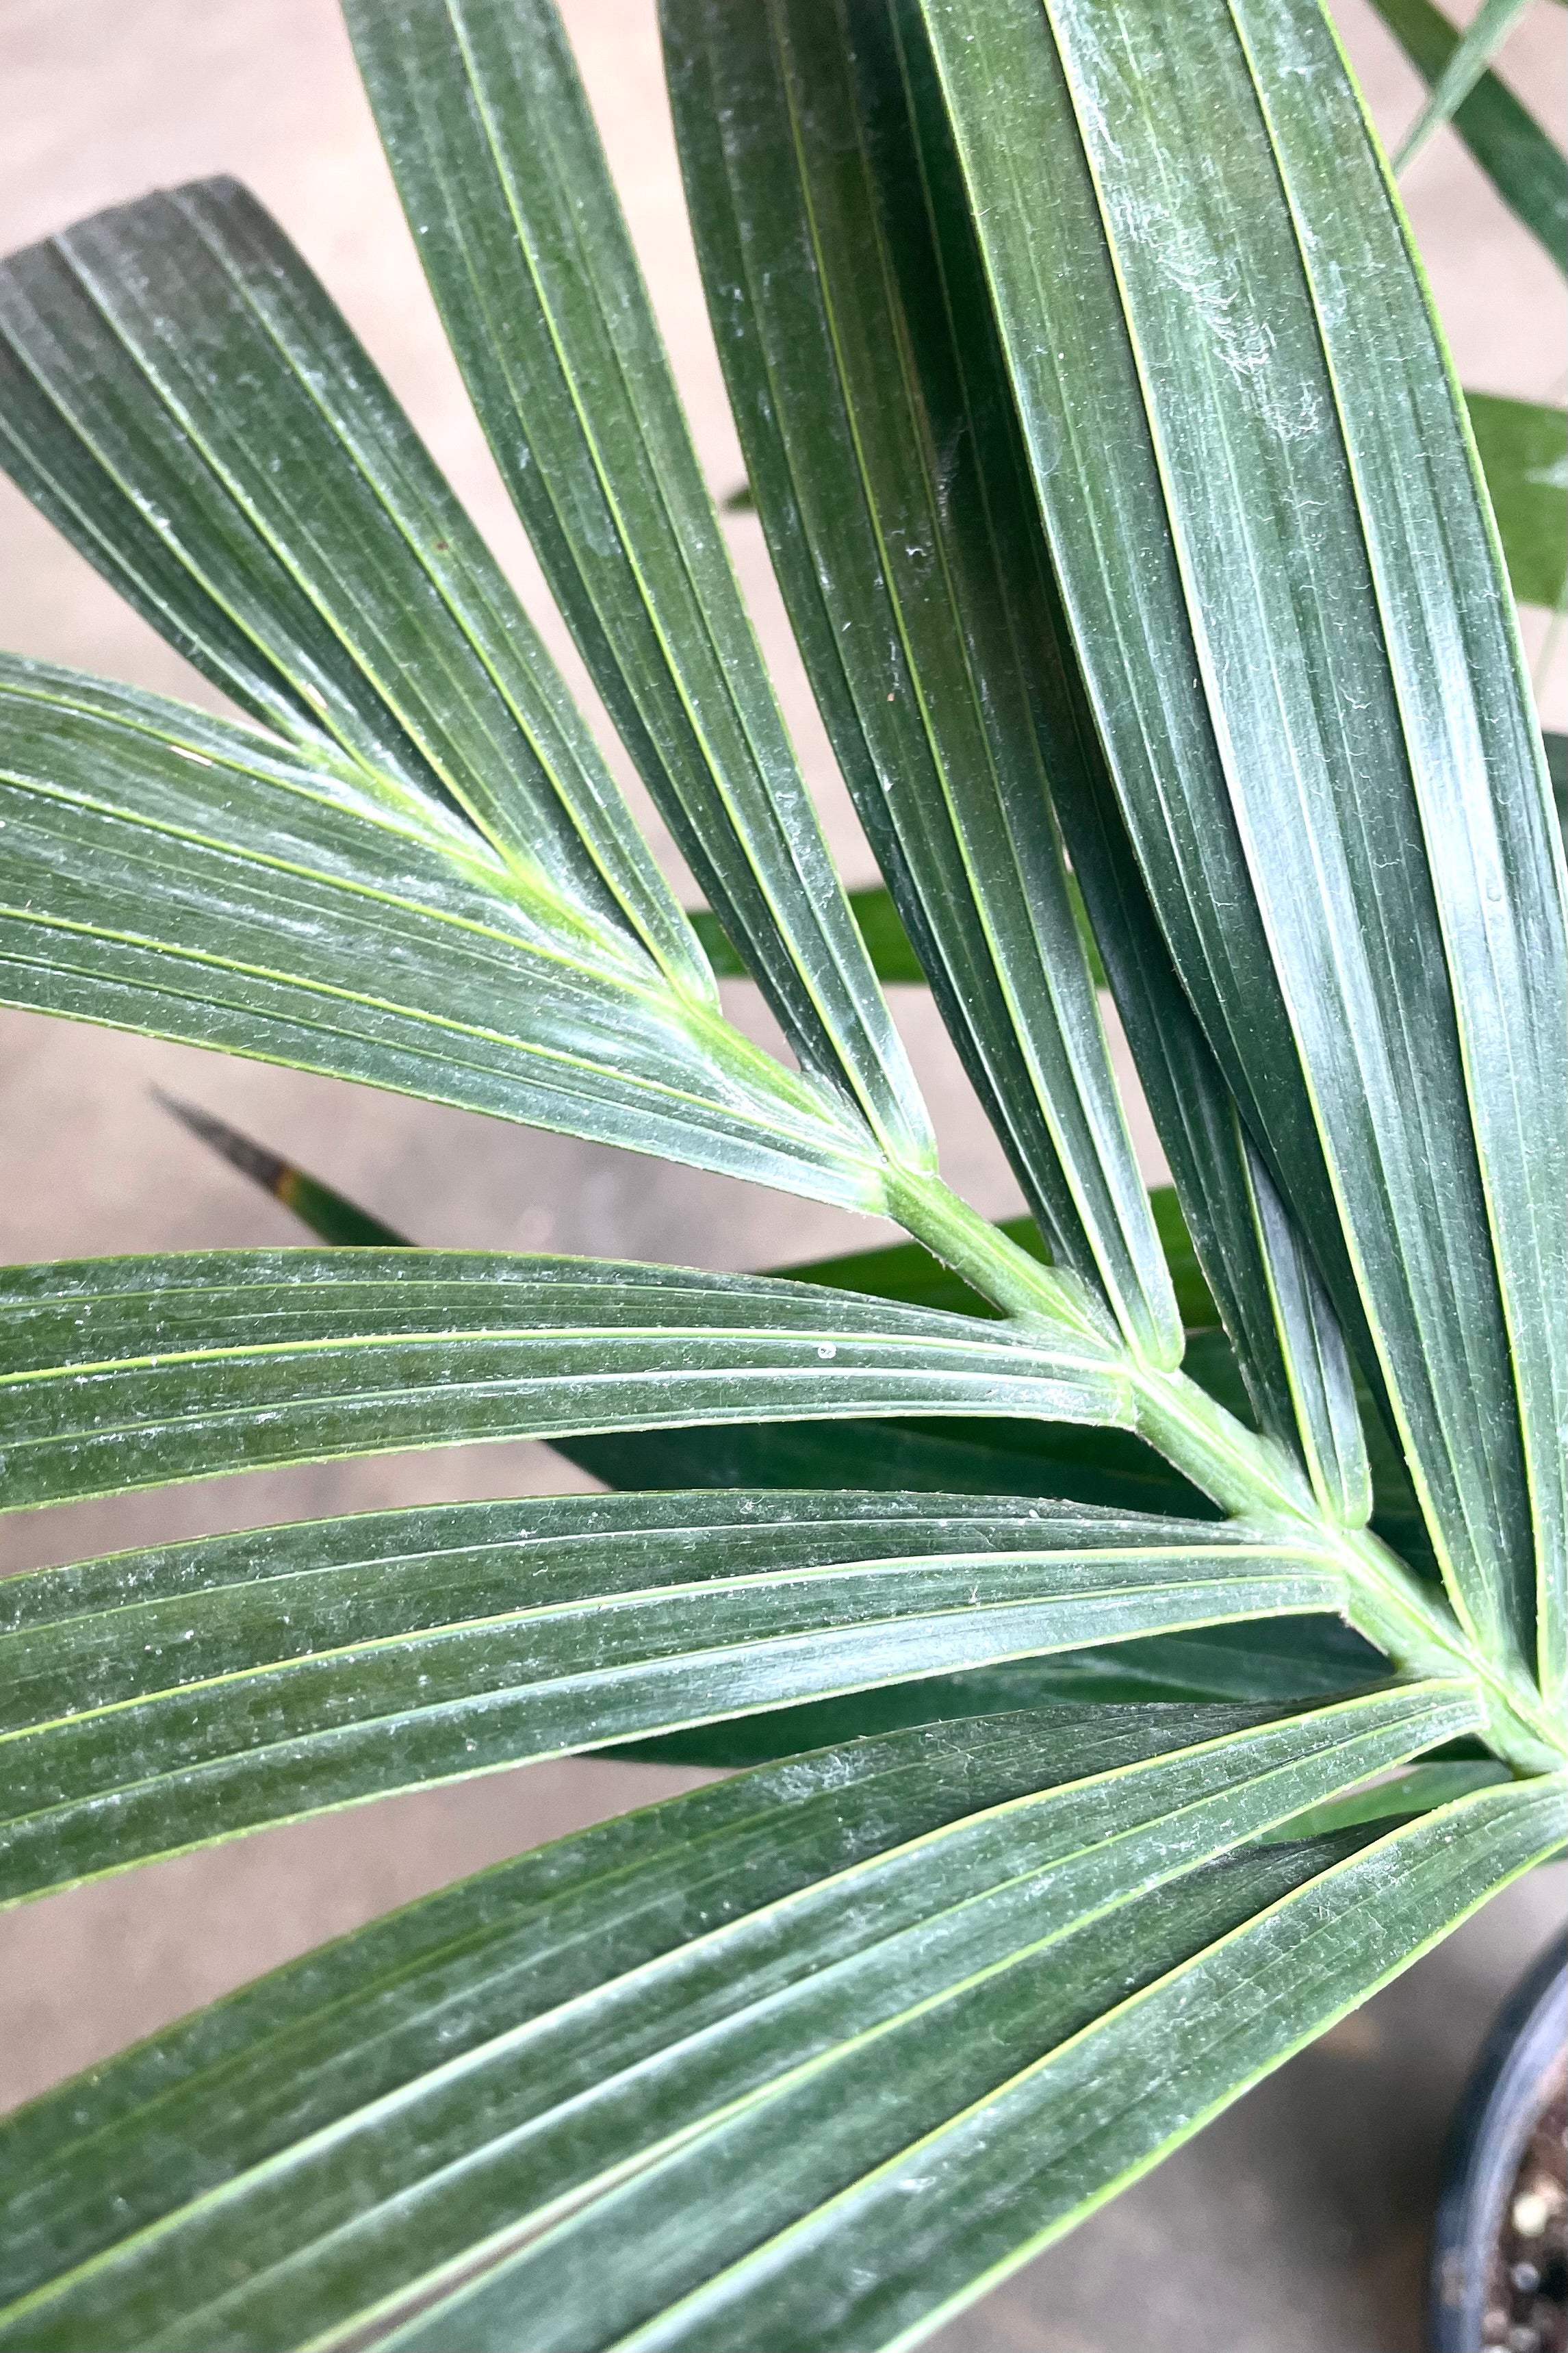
[1,0,1564,2340]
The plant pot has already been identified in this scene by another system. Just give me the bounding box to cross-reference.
[1430,1929,1568,2353]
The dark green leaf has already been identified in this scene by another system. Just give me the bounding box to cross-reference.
[1237,1136,1371,1527]
[621,1615,1391,1764]
[392,1772,1559,2353]
[1057,745,1373,1497]
[1261,1757,1513,1842]
[0,183,709,996]
[663,0,1180,1364]
[912,0,1565,1677]
[1394,0,1535,170]
[1547,730,1568,835]
[0,1248,1129,1512]
[1148,1188,1222,1330]
[559,1413,1216,1518]
[154,1093,407,1247]
[0,1490,1342,1903]
[1367,0,1567,268]
[0,661,889,1211]
[0,1687,1485,2351]
[689,887,927,987]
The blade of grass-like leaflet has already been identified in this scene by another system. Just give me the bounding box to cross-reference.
[0,1492,1343,1903]
[661,0,1177,1364]
[1146,1191,1222,1329]
[0,187,708,996]
[0,1689,1480,2352]
[1365,0,1567,270]
[1466,391,1568,610]
[490,1410,1213,1520]
[0,1249,1129,1511]
[344,0,931,1167]
[470,1776,1561,2353]
[0,346,333,759]
[1233,0,1567,1696]
[0,661,890,1210]
[1394,0,1535,169]
[912,0,1547,1673]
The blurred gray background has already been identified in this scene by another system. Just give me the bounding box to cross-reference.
[1,1,1564,2345]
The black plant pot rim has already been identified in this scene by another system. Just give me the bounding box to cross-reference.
[1429,1926,1568,2353]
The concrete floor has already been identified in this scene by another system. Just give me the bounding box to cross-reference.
[1,1,1565,2346]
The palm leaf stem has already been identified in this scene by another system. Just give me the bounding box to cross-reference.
[886,1178,1561,1770]
[1125,1361,1558,1768]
